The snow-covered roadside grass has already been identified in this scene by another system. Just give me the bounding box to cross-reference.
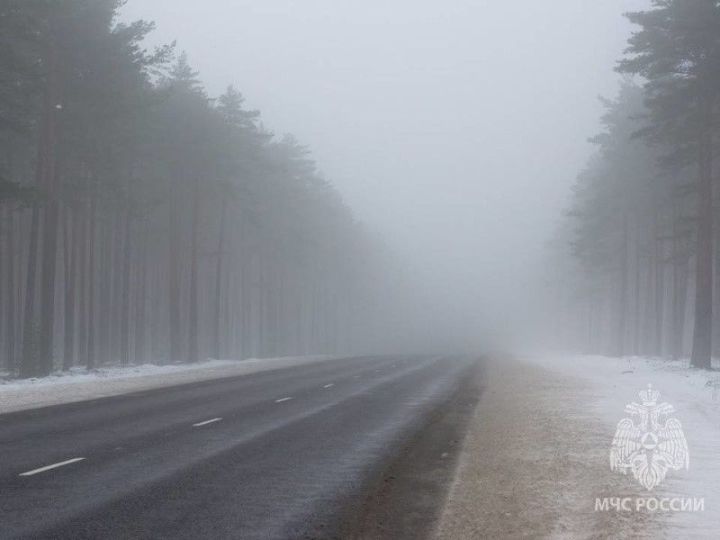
[0,356,335,415]
[436,357,663,539]
[527,353,720,538]
[0,359,252,386]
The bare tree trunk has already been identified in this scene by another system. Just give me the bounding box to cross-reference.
[654,209,665,357]
[35,27,63,377]
[21,202,43,376]
[20,33,57,379]
[212,197,227,359]
[77,202,88,367]
[120,211,131,365]
[6,207,16,374]
[713,208,720,358]
[134,218,148,364]
[62,209,77,370]
[673,265,689,361]
[612,215,629,357]
[691,131,713,368]
[97,216,112,366]
[109,213,122,363]
[0,206,4,369]
[633,238,641,356]
[168,189,181,363]
[86,196,96,369]
[38,198,59,376]
[187,177,200,363]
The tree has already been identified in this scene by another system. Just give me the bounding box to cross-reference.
[551,81,696,360]
[618,0,720,368]
[0,1,405,378]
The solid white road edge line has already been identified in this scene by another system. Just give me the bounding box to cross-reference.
[193,417,223,427]
[275,397,293,403]
[19,457,86,477]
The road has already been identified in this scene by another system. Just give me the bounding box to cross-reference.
[0,355,480,539]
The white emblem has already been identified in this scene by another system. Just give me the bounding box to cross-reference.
[610,384,689,491]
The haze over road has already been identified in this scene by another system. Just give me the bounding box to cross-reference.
[0,356,479,539]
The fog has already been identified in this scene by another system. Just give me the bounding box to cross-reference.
[120,0,649,352]
[6,3,720,536]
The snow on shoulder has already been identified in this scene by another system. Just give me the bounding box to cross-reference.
[526,353,720,538]
[0,356,334,415]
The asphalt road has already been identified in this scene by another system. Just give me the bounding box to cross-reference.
[0,355,480,539]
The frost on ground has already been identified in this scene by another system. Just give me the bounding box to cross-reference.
[527,354,720,539]
[0,356,334,414]
[436,355,720,539]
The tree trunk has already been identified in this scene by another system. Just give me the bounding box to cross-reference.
[77,202,88,367]
[134,218,148,364]
[633,238,641,356]
[168,189,181,363]
[35,27,62,377]
[62,209,77,370]
[612,215,629,357]
[187,177,200,363]
[120,211,131,365]
[691,132,713,368]
[5,207,16,374]
[38,198,59,376]
[213,196,227,360]
[86,196,96,369]
[654,208,665,357]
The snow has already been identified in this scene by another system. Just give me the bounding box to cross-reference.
[528,353,720,538]
[0,356,335,414]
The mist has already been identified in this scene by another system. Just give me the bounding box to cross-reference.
[8,3,720,538]
[119,0,648,352]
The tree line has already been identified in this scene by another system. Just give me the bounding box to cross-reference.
[549,0,720,368]
[0,0,397,378]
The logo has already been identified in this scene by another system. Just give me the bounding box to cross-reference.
[610,384,689,491]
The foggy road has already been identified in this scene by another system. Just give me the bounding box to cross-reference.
[0,355,480,539]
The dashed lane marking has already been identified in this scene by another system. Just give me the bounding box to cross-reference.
[193,417,223,427]
[19,458,86,477]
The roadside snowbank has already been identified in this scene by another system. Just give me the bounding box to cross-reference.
[0,356,335,414]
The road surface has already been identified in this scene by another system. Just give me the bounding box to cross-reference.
[0,355,480,539]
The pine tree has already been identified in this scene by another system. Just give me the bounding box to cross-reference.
[0,1,401,377]
[618,0,720,368]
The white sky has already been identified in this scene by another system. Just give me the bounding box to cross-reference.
[120,1,649,349]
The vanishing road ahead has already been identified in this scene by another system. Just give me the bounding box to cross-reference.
[0,355,481,539]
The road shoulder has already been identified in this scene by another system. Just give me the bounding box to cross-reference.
[434,356,660,539]
[0,356,335,414]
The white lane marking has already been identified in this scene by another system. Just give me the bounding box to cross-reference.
[19,457,86,477]
[193,417,222,427]
[323,383,335,389]
[275,397,293,403]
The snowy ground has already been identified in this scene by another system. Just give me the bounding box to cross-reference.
[0,356,335,414]
[527,353,720,538]
[437,354,720,539]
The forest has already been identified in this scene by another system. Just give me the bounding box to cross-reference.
[0,1,398,378]
[550,1,720,368]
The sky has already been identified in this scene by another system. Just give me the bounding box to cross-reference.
[120,0,649,350]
